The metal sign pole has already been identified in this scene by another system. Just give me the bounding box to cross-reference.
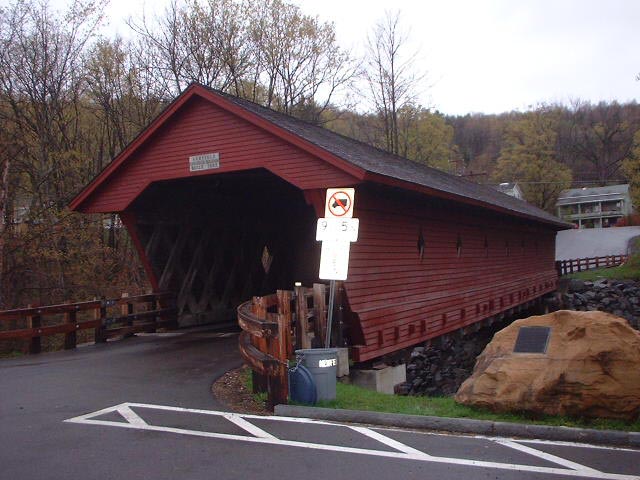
[325,279,336,348]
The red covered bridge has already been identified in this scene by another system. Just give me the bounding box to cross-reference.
[70,83,568,362]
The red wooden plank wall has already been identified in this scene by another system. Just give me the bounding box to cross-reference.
[79,96,359,213]
[346,187,558,362]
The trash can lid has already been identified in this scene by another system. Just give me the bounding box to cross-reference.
[295,348,338,356]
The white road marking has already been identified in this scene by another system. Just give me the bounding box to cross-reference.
[517,438,640,453]
[117,405,149,427]
[348,425,432,457]
[222,413,277,439]
[64,403,639,480]
[494,439,603,474]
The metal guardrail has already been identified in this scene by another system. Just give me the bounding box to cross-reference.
[0,292,176,353]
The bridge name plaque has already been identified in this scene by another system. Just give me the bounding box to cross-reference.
[189,152,220,172]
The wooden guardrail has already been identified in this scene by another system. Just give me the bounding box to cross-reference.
[556,255,628,276]
[0,292,176,354]
[237,284,330,408]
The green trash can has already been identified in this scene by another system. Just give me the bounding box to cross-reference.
[295,348,338,401]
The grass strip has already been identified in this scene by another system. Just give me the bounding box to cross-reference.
[312,382,640,432]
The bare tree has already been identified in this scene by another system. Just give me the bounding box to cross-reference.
[248,0,358,123]
[364,11,424,154]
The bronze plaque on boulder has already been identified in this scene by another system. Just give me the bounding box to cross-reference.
[513,326,550,353]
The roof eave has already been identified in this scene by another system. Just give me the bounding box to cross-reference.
[364,171,571,230]
[69,84,367,212]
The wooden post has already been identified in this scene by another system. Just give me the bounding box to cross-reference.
[121,293,134,336]
[294,285,311,349]
[276,290,293,360]
[251,296,268,394]
[150,295,158,333]
[312,283,327,348]
[94,297,107,343]
[27,305,41,354]
[64,302,77,350]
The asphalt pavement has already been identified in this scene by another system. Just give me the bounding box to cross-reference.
[1,328,638,480]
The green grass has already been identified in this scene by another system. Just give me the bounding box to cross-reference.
[567,258,640,281]
[310,382,640,432]
[567,239,640,281]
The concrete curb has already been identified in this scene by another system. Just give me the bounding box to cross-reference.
[274,405,640,448]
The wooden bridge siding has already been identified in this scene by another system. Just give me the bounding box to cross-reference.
[345,188,558,362]
[78,96,358,213]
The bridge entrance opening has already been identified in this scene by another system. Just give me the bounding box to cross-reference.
[129,169,319,327]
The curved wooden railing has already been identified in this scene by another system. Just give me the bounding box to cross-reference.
[556,255,628,276]
[237,291,292,408]
[0,292,176,354]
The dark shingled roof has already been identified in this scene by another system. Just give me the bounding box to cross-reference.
[213,87,567,228]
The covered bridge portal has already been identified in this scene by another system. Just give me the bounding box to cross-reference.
[70,84,569,362]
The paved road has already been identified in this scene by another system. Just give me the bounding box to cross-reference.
[556,226,640,260]
[1,329,638,480]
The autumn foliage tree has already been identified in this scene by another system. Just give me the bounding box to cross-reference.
[492,110,572,212]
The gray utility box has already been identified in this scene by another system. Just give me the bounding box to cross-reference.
[295,348,338,401]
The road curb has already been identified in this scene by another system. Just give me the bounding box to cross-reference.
[274,405,640,448]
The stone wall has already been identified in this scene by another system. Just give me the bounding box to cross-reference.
[403,319,514,396]
[403,280,640,397]
[561,278,640,330]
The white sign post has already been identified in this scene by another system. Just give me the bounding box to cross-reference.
[318,188,358,347]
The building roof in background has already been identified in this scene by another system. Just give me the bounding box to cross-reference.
[556,184,630,206]
[494,182,523,199]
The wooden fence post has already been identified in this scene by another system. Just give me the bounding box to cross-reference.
[294,285,311,349]
[94,297,107,343]
[64,301,77,350]
[150,295,158,333]
[251,296,268,394]
[312,283,327,348]
[27,305,41,354]
[277,290,293,360]
[121,293,133,336]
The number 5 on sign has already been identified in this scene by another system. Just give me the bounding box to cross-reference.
[316,218,359,242]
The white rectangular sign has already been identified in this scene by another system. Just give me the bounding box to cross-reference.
[319,240,351,281]
[189,152,220,172]
[324,188,355,218]
[316,218,359,242]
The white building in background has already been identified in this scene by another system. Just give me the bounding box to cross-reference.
[556,184,634,228]
[495,182,524,200]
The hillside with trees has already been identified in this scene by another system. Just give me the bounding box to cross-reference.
[1,0,639,309]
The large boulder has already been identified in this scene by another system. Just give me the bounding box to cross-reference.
[455,310,640,420]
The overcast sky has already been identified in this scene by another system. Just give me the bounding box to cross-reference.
[52,0,640,115]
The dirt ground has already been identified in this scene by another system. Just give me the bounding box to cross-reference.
[212,365,269,415]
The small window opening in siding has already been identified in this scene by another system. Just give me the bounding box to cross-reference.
[417,228,425,260]
[261,245,273,273]
[460,308,466,320]
[456,234,462,258]
[484,236,489,257]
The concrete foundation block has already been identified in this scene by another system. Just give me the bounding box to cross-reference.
[336,348,349,378]
[350,364,406,394]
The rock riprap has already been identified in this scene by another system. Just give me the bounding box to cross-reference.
[455,310,640,420]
